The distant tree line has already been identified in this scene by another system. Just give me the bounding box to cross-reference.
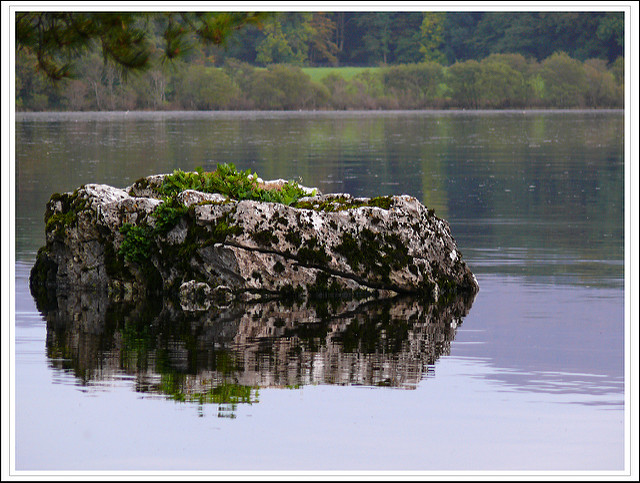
[15,11,624,111]
[200,11,624,66]
[172,11,622,67]
[16,51,624,111]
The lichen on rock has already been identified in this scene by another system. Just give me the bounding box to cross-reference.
[30,165,479,309]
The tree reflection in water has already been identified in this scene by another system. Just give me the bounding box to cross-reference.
[38,290,475,417]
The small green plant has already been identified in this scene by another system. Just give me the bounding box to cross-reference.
[210,213,244,243]
[118,223,152,264]
[160,163,313,206]
[152,196,188,234]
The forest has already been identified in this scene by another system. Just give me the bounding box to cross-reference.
[15,11,625,111]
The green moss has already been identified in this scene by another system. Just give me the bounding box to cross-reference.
[251,229,278,247]
[45,210,75,232]
[44,192,88,236]
[271,213,289,227]
[334,233,361,269]
[433,268,466,304]
[415,261,477,304]
[285,230,302,246]
[335,228,410,285]
[196,199,227,206]
[293,195,393,212]
[368,196,393,210]
[44,192,63,224]
[205,211,243,245]
[128,176,154,196]
[296,236,330,267]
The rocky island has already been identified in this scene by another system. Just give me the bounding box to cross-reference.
[30,164,479,310]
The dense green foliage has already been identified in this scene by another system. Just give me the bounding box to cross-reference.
[152,196,189,234]
[161,164,313,205]
[439,11,623,65]
[16,11,624,110]
[118,223,153,264]
[17,53,623,111]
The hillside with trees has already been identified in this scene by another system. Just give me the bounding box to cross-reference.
[15,11,624,111]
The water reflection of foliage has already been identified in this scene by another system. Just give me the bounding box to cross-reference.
[40,288,474,415]
[157,372,259,407]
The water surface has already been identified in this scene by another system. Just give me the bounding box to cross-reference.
[14,110,625,472]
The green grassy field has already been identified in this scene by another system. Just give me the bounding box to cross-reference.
[301,66,379,83]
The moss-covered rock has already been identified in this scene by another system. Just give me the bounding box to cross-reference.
[30,169,479,309]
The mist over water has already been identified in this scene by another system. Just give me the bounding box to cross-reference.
[14,110,625,471]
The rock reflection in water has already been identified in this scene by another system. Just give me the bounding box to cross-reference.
[40,292,475,416]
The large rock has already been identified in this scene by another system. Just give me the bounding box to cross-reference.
[30,173,479,306]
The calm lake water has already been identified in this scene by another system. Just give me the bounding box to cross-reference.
[13,110,626,472]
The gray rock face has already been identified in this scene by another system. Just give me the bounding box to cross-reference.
[30,174,479,305]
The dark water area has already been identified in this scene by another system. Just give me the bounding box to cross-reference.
[14,110,625,471]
